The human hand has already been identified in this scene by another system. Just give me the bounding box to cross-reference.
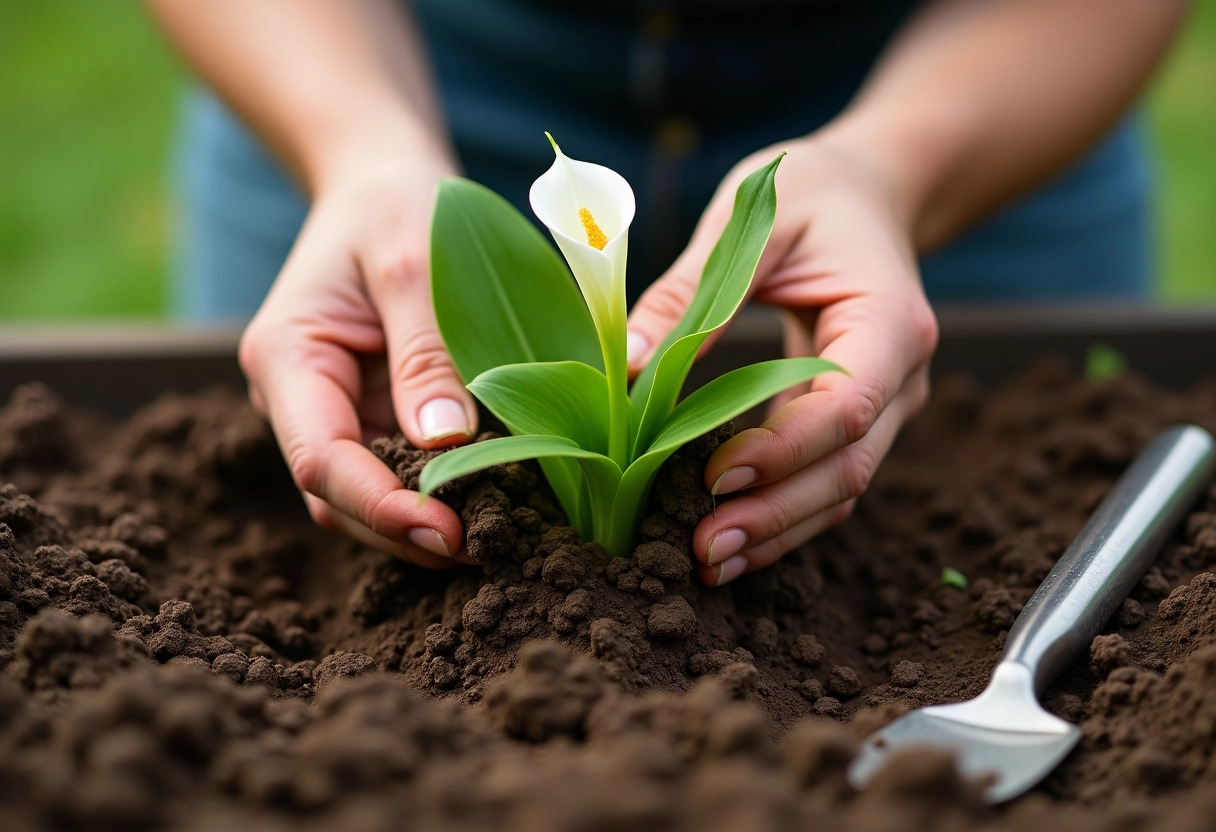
[626,135,938,586]
[239,153,478,568]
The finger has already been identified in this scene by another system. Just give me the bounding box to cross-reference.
[304,494,475,568]
[770,309,820,413]
[695,385,912,565]
[695,500,855,587]
[363,252,478,449]
[706,295,935,493]
[624,184,793,375]
[734,499,858,572]
[248,329,466,557]
[624,181,743,374]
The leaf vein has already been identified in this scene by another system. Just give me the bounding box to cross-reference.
[453,203,538,364]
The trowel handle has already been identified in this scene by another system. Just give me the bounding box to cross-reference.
[1001,424,1216,694]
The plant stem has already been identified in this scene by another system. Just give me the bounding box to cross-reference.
[596,282,632,548]
[598,515,635,559]
[603,335,631,470]
[600,327,635,555]
[601,485,646,558]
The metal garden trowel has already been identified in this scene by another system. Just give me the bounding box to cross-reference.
[848,424,1216,803]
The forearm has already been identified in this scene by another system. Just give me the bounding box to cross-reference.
[822,0,1190,252]
[146,0,454,193]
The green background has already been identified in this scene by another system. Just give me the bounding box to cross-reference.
[1,2,1214,321]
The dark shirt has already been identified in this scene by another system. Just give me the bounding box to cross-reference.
[415,0,922,291]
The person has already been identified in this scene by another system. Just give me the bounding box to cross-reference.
[147,0,1189,586]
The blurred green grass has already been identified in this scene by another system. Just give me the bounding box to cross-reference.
[0,3,179,319]
[1,2,1214,321]
[1148,1,1216,302]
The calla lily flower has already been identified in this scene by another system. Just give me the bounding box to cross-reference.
[530,134,635,340]
[530,134,637,465]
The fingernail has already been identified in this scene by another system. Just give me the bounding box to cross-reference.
[626,331,650,365]
[707,527,748,565]
[419,397,470,441]
[711,466,757,496]
[715,555,748,586]
[407,527,452,557]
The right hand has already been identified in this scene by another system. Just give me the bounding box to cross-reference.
[239,154,478,568]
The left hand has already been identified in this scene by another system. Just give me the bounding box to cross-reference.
[625,134,938,586]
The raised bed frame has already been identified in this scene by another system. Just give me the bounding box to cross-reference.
[1,304,1213,417]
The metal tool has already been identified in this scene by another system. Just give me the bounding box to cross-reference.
[848,424,1216,803]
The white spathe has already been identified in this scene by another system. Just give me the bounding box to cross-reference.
[529,135,635,334]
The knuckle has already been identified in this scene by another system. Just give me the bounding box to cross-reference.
[394,329,457,388]
[354,489,396,538]
[237,323,269,379]
[759,499,858,568]
[287,445,324,496]
[839,383,883,445]
[909,302,940,358]
[640,274,698,325]
[761,494,798,540]
[837,443,877,501]
[752,423,802,477]
[371,249,429,294]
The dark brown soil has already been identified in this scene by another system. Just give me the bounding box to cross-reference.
[3,360,1216,831]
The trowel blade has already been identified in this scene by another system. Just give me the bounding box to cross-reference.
[847,707,1080,803]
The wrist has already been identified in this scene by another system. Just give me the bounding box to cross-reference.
[298,97,457,198]
[815,99,977,252]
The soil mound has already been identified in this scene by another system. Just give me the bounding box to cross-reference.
[2,362,1216,830]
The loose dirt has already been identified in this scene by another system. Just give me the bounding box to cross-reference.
[3,360,1216,831]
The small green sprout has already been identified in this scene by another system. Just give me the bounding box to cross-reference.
[1085,342,1127,381]
[940,567,968,590]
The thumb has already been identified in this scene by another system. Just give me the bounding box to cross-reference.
[626,182,745,375]
[367,255,478,449]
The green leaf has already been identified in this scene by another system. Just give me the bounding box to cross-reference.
[419,435,622,545]
[468,361,609,456]
[467,360,610,536]
[604,356,839,558]
[649,357,840,456]
[431,178,603,382]
[629,155,783,454]
[420,434,619,494]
